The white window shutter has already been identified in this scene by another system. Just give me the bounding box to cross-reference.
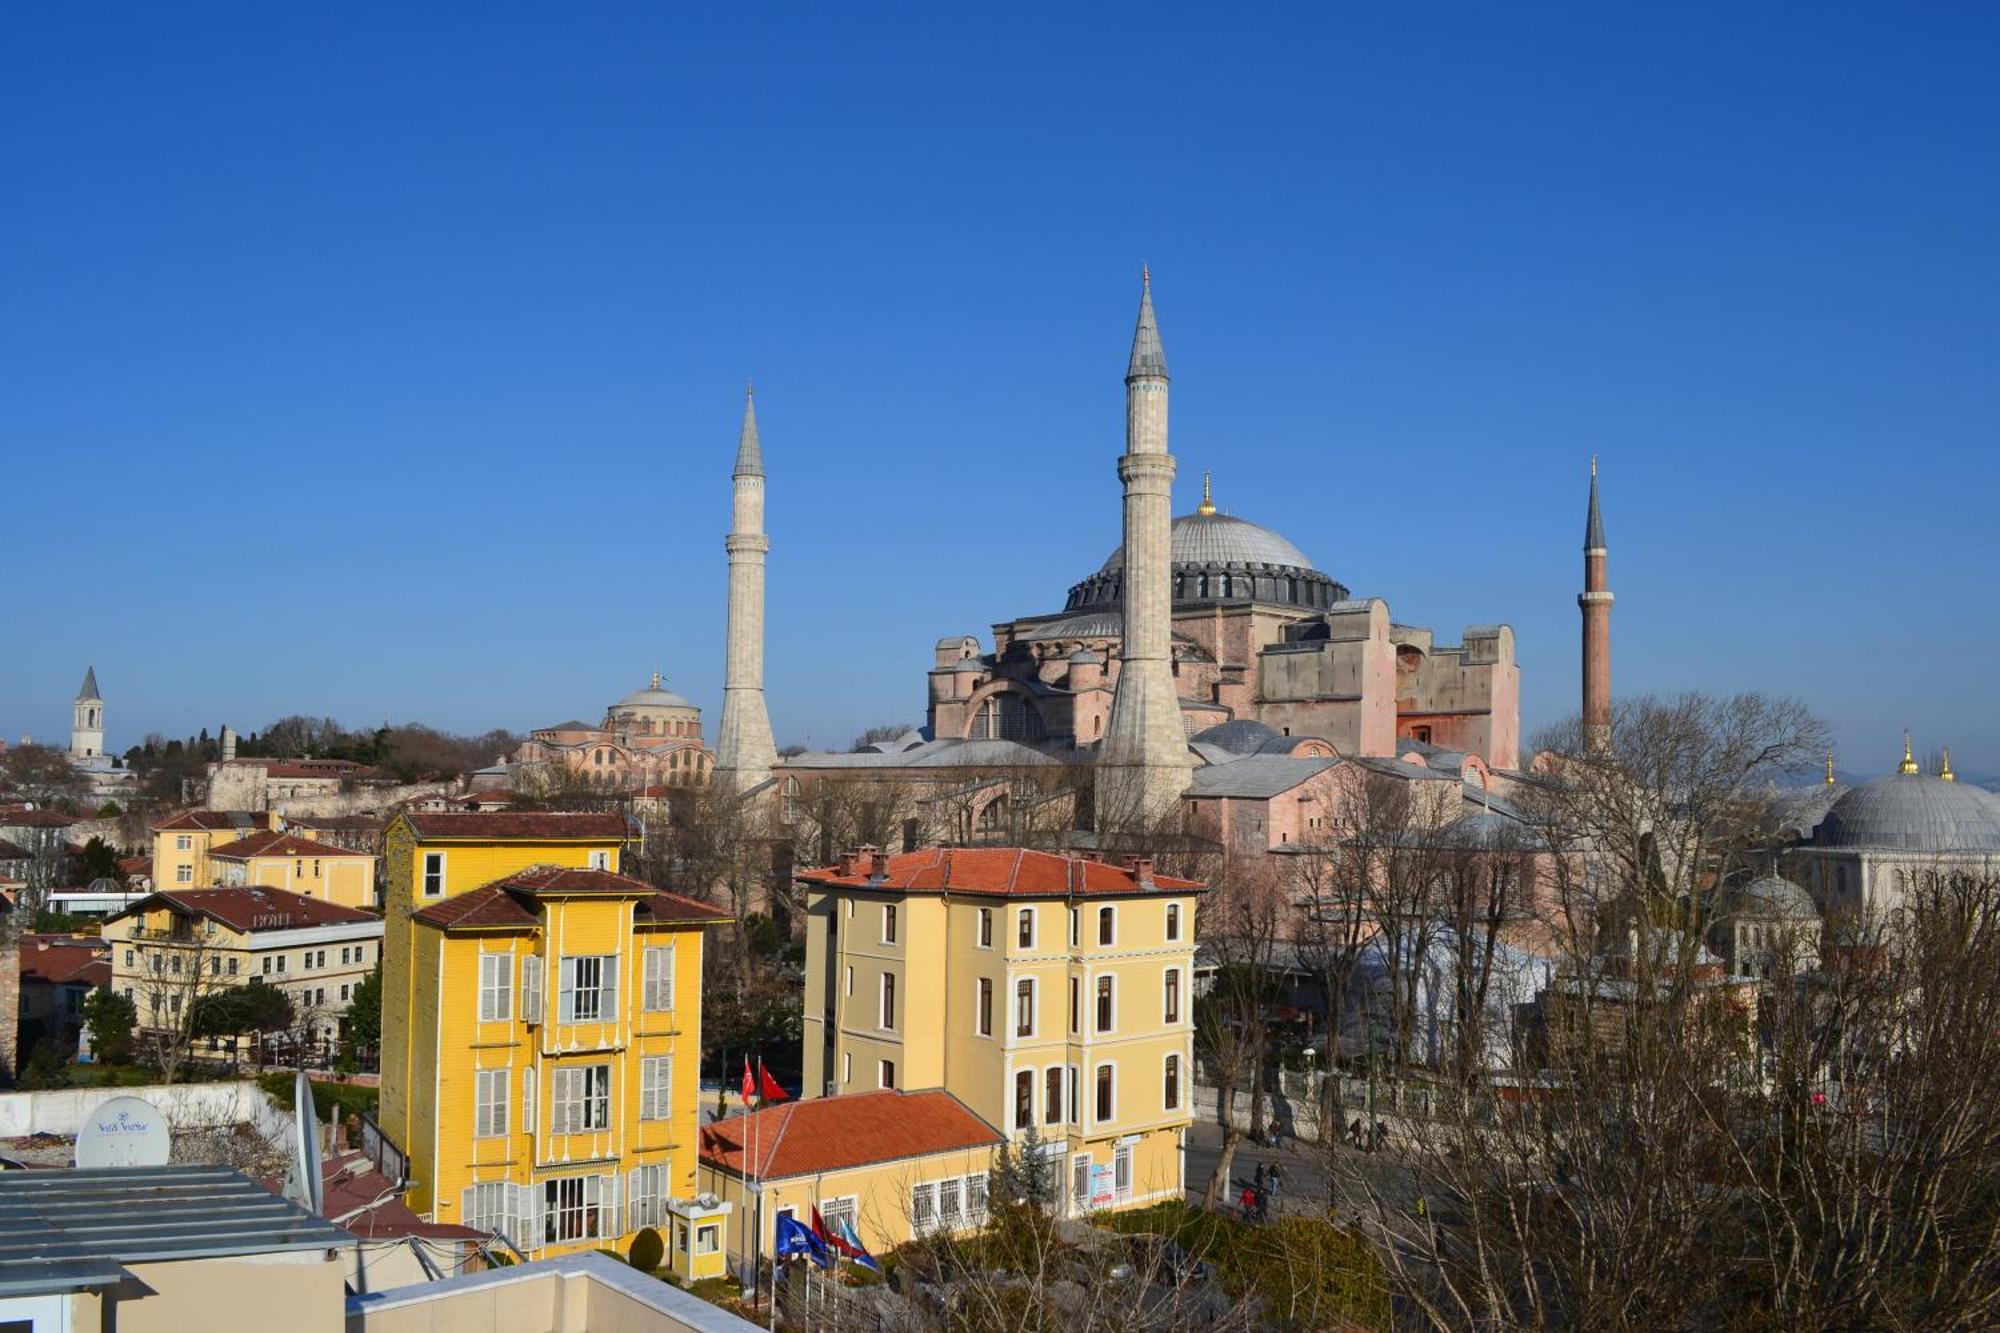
[603,1172,622,1239]
[523,1067,537,1142]
[461,1184,477,1229]
[601,955,619,1023]
[522,955,544,1023]
[661,945,675,1009]
[627,1168,642,1229]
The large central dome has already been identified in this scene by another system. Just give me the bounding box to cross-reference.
[1065,508,1346,614]
[1097,511,1317,575]
[1812,771,2000,852]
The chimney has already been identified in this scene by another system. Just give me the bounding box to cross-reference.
[221,725,237,762]
[1126,855,1155,888]
[867,848,890,880]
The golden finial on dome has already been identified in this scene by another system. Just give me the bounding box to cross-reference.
[651,671,661,689]
[1197,471,1216,516]
[1900,729,1920,775]
[1941,746,1956,782]
[1825,751,1837,787]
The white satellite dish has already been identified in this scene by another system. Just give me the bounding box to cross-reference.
[282,1068,324,1216]
[74,1096,170,1169]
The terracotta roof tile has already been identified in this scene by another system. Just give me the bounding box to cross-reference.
[798,846,1203,898]
[399,811,628,841]
[0,809,81,829]
[19,936,111,986]
[0,840,30,861]
[208,831,372,860]
[698,1090,1002,1181]
[410,865,727,931]
[110,887,379,934]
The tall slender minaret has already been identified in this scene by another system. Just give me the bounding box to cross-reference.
[1097,270,1194,828]
[1579,458,1613,751]
[70,665,104,761]
[714,386,779,792]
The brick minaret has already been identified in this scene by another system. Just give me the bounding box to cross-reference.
[1098,270,1194,828]
[714,386,779,792]
[1579,458,1613,751]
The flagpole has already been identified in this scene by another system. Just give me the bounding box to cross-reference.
[762,1055,777,1333]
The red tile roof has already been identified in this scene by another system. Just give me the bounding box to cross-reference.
[118,855,152,877]
[398,811,628,841]
[207,831,372,860]
[699,1090,1002,1181]
[410,865,728,931]
[151,810,269,833]
[19,935,111,987]
[0,809,81,829]
[798,846,1203,898]
[261,1153,487,1242]
[0,840,30,862]
[110,887,379,934]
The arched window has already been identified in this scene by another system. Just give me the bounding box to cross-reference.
[976,795,1009,836]
[971,693,1045,743]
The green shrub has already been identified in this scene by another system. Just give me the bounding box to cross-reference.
[257,1073,378,1124]
[628,1227,665,1272]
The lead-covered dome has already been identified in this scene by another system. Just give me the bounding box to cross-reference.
[610,677,697,715]
[1812,771,2000,852]
[1066,510,1347,613]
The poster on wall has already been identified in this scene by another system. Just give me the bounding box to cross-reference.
[1089,1163,1116,1208]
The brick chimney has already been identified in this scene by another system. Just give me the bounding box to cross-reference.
[868,848,891,880]
[1126,855,1155,888]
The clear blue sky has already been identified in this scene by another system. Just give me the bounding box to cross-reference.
[5,4,1996,773]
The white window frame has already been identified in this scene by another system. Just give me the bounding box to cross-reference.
[551,1064,612,1133]
[628,1163,670,1230]
[1014,976,1035,1038]
[478,952,513,1023]
[910,1181,937,1235]
[1163,966,1182,1025]
[976,907,993,949]
[422,851,446,897]
[475,1068,509,1138]
[1164,1052,1182,1113]
[938,1176,963,1231]
[881,903,897,945]
[696,1221,720,1254]
[175,835,192,851]
[558,955,618,1024]
[1095,973,1115,1035]
[1017,907,1035,950]
[975,976,993,1038]
[820,1195,858,1244]
[878,1059,895,1090]
[640,1055,672,1120]
[1165,902,1181,942]
[879,972,895,1030]
[542,1174,611,1244]
[1097,905,1116,947]
[175,865,193,884]
[842,1052,851,1085]
[1094,1061,1116,1127]
[521,954,544,1023]
[1113,1142,1133,1201]
[588,849,611,870]
[641,945,675,1012]
[523,1067,537,1137]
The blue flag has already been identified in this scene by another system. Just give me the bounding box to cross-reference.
[774,1212,830,1269]
[834,1214,883,1273]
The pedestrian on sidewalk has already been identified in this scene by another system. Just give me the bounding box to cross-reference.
[1266,1163,1282,1212]
[1239,1183,1257,1224]
[1254,1161,1267,1195]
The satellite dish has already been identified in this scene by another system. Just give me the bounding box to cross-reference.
[74,1096,170,1169]
[282,1068,324,1216]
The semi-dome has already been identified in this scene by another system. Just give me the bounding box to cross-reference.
[1191,719,1292,756]
[1065,502,1348,615]
[1812,771,2000,852]
[1721,873,1818,919]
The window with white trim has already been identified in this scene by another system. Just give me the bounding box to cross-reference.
[588,850,611,870]
[422,852,446,897]
[1014,1070,1033,1129]
[1113,1142,1133,1200]
[938,1176,963,1230]
[1097,906,1116,946]
[543,1174,611,1244]
[966,1174,989,1225]
[642,945,675,1011]
[882,904,897,944]
[1095,1062,1115,1123]
[977,907,993,948]
[911,1182,936,1234]
[820,1196,857,1242]
[523,1067,536,1137]
[1015,978,1035,1037]
[879,972,895,1030]
[1096,975,1114,1033]
[1017,907,1035,950]
[878,1059,895,1090]
[976,977,992,1037]
[558,955,618,1023]
[551,1064,612,1133]
[175,835,192,851]
[1165,902,1181,941]
[175,865,193,883]
[640,1055,672,1120]
[1164,1053,1181,1112]
[697,1222,719,1253]
[475,1068,509,1137]
[478,953,512,1022]
[1164,967,1182,1024]
[628,1163,670,1230]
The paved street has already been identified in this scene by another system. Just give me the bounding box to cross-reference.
[1183,1117,1426,1227]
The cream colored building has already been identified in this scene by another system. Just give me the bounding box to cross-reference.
[207,829,379,908]
[800,846,1201,1216]
[150,810,280,888]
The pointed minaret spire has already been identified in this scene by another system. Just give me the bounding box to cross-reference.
[1579,458,1614,752]
[1941,746,1956,782]
[734,382,763,477]
[1099,269,1194,828]
[715,384,779,793]
[1196,471,1216,516]
[76,665,101,703]
[1900,729,1920,775]
[1825,750,1838,787]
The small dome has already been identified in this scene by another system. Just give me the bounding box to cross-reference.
[948,658,987,674]
[1191,719,1291,756]
[612,679,696,712]
[1099,511,1316,575]
[1722,873,1818,919]
[1067,647,1104,665]
[1813,771,2000,852]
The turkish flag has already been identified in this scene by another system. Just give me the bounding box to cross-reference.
[758,1064,790,1103]
[741,1055,756,1103]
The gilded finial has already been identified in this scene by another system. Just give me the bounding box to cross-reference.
[1900,729,1920,775]
[1941,746,1956,782]
[1825,750,1837,787]
[1197,471,1216,516]
[651,670,661,689]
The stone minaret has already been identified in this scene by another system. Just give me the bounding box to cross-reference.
[714,386,779,792]
[70,665,104,761]
[1097,270,1194,828]
[1579,459,1613,751]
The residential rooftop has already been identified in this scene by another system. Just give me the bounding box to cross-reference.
[797,845,1203,897]
[699,1089,1002,1181]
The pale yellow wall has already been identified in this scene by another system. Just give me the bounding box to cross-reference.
[699,1139,999,1264]
[223,851,377,908]
[103,906,380,1036]
[104,1252,346,1333]
[809,883,1197,1218]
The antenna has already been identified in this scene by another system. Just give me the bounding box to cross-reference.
[74,1096,170,1169]
[282,1067,324,1216]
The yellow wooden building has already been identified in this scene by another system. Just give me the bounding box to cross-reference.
[800,847,1202,1218]
[207,830,378,909]
[150,811,279,889]
[376,811,730,1274]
